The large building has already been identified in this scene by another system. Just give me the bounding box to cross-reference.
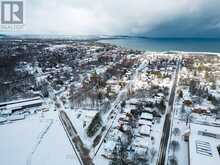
[0,97,43,115]
[188,123,220,165]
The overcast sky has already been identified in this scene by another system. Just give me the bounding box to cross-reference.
[4,0,220,37]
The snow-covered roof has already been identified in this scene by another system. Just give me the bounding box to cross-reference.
[127,98,139,104]
[6,99,42,110]
[132,137,149,148]
[7,115,25,121]
[0,97,41,107]
[118,113,130,121]
[0,117,7,123]
[138,119,152,127]
[134,147,148,155]
[109,129,125,142]
[140,112,153,120]
[1,109,12,115]
[189,123,220,165]
[84,110,98,118]
[139,125,151,136]
[95,67,107,74]
[104,140,115,152]
[144,107,153,112]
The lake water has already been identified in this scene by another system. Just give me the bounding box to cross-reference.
[99,37,220,53]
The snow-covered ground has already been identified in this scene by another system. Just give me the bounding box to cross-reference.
[0,111,81,165]
[66,109,98,149]
[4,49,217,165]
[93,55,177,165]
[167,54,220,165]
[167,117,189,165]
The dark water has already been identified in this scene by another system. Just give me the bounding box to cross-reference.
[99,37,220,52]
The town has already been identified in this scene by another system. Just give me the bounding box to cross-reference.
[0,39,220,165]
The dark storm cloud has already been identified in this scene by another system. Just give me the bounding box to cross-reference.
[6,0,220,37]
[146,1,220,38]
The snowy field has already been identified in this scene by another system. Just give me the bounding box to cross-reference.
[0,111,80,165]
[66,109,97,149]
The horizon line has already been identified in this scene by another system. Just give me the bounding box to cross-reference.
[1,34,220,40]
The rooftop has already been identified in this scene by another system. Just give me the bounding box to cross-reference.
[140,112,153,120]
[189,123,220,165]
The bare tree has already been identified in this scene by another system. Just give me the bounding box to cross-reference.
[173,128,180,137]
[180,104,185,119]
[150,147,157,162]
[169,156,178,165]
[170,140,180,153]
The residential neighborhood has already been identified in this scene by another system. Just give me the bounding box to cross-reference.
[0,39,220,165]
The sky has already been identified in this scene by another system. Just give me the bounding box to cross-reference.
[2,0,220,37]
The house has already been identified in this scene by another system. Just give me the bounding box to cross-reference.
[132,136,149,148]
[184,100,193,107]
[192,107,210,114]
[134,147,148,159]
[140,112,153,121]
[139,125,151,136]
[138,119,153,127]
[0,109,13,116]
[103,140,116,157]
[84,110,98,120]
[118,113,131,122]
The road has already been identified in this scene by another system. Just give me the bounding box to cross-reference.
[92,58,146,158]
[157,60,180,165]
[59,110,94,165]
[34,63,93,165]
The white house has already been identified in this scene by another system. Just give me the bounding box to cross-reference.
[140,112,153,121]
[139,125,151,136]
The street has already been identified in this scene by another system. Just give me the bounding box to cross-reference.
[59,110,94,165]
[157,61,180,165]
[92,59,146,158]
